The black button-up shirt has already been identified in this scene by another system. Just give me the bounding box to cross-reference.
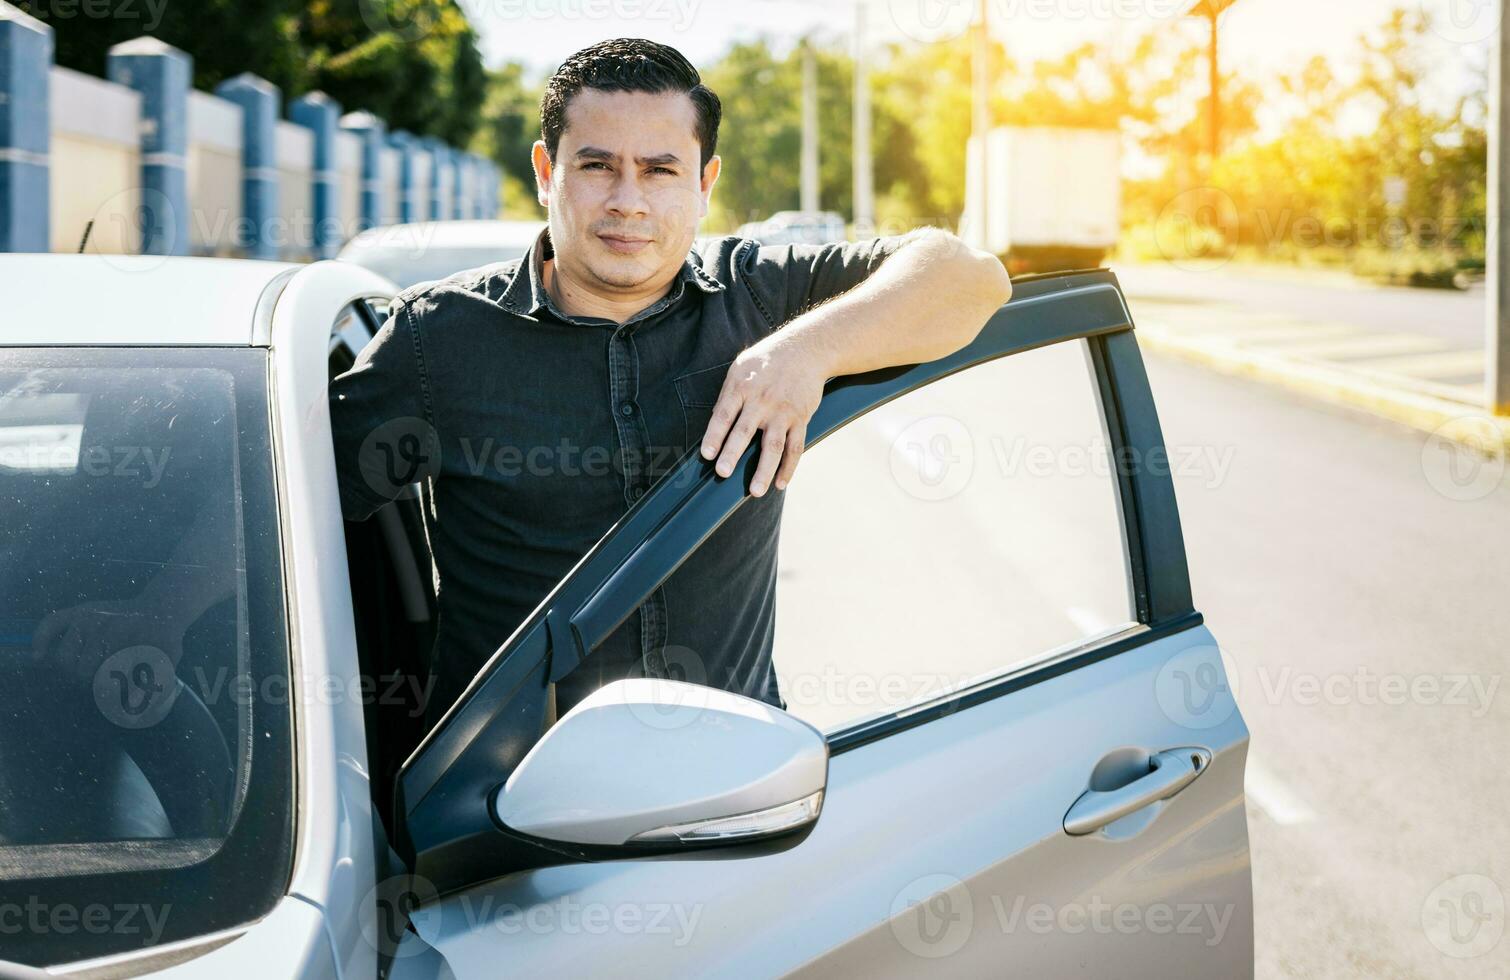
[331,226,905,722]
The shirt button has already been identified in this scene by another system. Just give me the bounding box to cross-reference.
[619,402,636,418]
[631,486,645,500]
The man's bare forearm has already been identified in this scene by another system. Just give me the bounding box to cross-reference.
[699,229,1013,497]
[776,228,1013,380]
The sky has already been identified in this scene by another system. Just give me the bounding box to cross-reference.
[467,0,1495,99]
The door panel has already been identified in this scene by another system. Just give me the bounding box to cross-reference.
[396,269,1252,977]
[413,624,1249,978]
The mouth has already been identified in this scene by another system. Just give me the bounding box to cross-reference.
[597,233,653,255]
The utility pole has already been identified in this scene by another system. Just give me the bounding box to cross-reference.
[969,0,990,244]
[1206,9,1219,158]
[1489,0,1510,414]
[800,38,820,213]
[1184,0,1241,161]
[852,2,874,232]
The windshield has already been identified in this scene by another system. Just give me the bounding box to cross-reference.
[0,347,294,968]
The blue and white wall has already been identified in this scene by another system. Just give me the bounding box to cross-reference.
[0,1,502,259]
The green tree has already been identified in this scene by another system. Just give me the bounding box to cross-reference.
[22,0,486,145]
[19,0,305,92]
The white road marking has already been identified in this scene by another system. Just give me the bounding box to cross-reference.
[1244,757,1317,826]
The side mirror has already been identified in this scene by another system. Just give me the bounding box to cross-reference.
[493,679,827,849]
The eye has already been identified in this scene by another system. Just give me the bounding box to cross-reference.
[649,166,676,176]
[583,161,611,171]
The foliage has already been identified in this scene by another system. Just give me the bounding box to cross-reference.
[21,0,485,145]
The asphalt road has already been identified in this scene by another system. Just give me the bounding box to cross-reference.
[1148,350,1510,978]
[1116,262,1487,348]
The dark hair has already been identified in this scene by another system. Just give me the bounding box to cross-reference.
[540,38,722,170]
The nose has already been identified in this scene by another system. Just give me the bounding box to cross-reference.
[604,171,650,222]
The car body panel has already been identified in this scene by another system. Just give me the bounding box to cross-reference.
[412,625,1249,978]
[0,254,299,346]
[151,898,340,980]
[267,261,400,980]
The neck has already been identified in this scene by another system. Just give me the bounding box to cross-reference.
[542,257,673,325]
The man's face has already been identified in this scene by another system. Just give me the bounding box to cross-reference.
[534,88,719,294]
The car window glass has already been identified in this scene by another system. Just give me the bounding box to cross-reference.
[772,339,1136,734]
[0,348,294,968]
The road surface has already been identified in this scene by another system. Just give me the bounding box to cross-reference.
[1147,351,1509,978]
[1117,262,1486,348]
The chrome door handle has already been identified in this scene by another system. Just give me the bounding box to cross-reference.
[1063,748,1212,836]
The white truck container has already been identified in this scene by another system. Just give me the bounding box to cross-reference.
[962,126,1121,274]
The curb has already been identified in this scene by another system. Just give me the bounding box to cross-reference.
[1135,322,1510,456]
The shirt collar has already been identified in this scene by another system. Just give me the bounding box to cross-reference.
[500,225,724,320]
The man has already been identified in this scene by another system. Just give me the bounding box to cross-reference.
[331,38,1013,727]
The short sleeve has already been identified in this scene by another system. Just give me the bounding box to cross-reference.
[328,301,438,522]
[740,235,911,330]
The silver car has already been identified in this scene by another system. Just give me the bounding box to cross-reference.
[0,255,1252,978]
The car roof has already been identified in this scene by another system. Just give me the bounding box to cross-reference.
[1,254,300,346]
[340,220,545,254]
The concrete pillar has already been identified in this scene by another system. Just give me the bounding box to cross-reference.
[472,155,491,219]
[0,3,51,252]
[107,37,191,256]
[215,73,280,260]
[388,131,419,224]
[339,111,385,232]
[422,137,448,221]
[291,91,342,258]
[449,151,468,218]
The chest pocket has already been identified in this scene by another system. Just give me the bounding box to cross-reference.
[674,360,733,454]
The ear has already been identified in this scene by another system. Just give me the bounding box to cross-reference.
[698,155,721,218]
[531,141,553,208]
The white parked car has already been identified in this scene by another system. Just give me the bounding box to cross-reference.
[0,255,1253,978]
[336,220,543,290]
[734,211,848,246]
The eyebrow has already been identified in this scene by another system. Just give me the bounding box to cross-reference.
[574,146,685,167]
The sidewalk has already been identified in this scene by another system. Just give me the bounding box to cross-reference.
[1122,281,1510,455]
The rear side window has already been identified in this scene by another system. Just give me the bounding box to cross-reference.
[0,348,293,968]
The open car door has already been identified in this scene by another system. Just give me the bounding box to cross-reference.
[391,270,1253,978]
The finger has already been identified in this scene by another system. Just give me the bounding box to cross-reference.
[700,387,744,462]
[749,423,789,498]
[774,426,806,491]
[714,403,763,480]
